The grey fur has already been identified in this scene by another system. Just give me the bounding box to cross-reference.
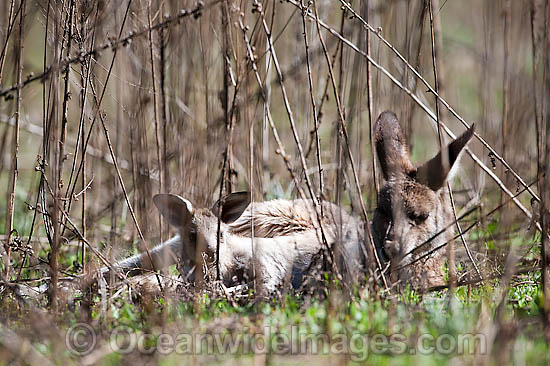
[371,111,474,289]
[103,110,473,293]
[104,195,363,298]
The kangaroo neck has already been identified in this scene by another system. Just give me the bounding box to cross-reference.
[222,231,254,261]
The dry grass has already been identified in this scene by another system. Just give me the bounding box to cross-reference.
[0,0,549,364]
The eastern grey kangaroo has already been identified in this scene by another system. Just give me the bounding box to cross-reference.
[103,193,364,297]
[371,111,474,289]
[102,110,473,293]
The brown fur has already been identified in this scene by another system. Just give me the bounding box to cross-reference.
[228,200,343,238]
[372,111,474,290]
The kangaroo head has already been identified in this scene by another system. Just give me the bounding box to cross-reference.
[152,192,250,269]
[371,111,474,289]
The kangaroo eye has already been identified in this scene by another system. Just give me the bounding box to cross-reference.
[377,206,392,221]
[408,212,429,225]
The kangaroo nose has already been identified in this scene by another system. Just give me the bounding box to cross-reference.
[382,223,399,258]
[384,240,399,259]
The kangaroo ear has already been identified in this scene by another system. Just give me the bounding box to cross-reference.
[211,191,251,223]
[375,111,415,180]
[415,124,475,191]
[153,194,194,227]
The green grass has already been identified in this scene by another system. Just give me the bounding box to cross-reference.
[18,270,539,364]
[1,194,548,364]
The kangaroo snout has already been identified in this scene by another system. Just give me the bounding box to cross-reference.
[384,240,399,260]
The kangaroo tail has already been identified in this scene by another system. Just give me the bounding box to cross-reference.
[101,235,182,282]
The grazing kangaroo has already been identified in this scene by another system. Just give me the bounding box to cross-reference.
[371,111,474,289]
[103,192,364,297]
[103,110,473,293]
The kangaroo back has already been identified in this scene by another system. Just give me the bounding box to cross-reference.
[228,199,357,238]
[234,199,364,297]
